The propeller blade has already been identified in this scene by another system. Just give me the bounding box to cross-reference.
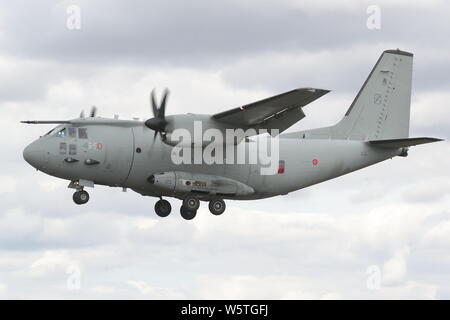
[150,89,158,118]
[159,88,169,118]
[90,106,97,117]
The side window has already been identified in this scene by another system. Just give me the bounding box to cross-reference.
[68,127,77,138]
[69,144,77,155]
[78,128,88,139]
[59,142,67,155]
[56,128,66,138]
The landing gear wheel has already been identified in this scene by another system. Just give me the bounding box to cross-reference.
[73,190,89,205]
[155,199,171,217]
[209,199,226,215]
[183,194,200,211]
[180,205,197,220]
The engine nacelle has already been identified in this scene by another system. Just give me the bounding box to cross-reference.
[147,171,254,197]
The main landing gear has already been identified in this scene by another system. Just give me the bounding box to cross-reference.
[153,195,227,220]
[180,205,197,220]
[183,194,200,211]
[73,190,90,205]
[180,194,200,220]
[208,198,226,216]
[179,195,226,220]
[155,199,172,217]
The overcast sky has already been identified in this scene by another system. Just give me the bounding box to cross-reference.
[1,0,450,299]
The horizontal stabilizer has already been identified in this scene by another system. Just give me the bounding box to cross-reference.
[369,137,443,149]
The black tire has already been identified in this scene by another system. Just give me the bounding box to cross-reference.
[155,199,171,217]
[180,205,197,220]
[73,190,89,205]
[183,194,200,211]
[209,199,226,215]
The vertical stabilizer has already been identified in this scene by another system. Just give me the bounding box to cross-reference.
[338,49,413,140]
[293,49,414,141]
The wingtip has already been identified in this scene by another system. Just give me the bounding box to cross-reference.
[422,137,445,142]
[302,88,331,94]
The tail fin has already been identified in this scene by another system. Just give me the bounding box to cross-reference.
[338,49,413,140]
[295,49,414,141]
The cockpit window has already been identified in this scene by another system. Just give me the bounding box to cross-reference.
[44,126,62,136]
[78,128,88,139]
[68,127,77,138]
[55,128,66,138]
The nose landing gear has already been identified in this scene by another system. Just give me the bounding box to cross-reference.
[69,180,93,205]
[73,190,90,205]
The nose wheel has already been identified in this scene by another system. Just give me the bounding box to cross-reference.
[73,190,90,205]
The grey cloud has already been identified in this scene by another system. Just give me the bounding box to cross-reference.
[0,208,120,250]
[2,1,449,69]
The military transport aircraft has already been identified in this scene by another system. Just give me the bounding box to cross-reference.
[22,49,442,220]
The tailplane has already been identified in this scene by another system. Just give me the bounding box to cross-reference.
[368,137,443,148]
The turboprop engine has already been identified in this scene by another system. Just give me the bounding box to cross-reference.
[147,171,254,197]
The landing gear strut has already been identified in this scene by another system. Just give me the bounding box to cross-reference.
[73,190,89,205]
[180,205,197,220]
[209,199,226,215]
[155,199,171,217]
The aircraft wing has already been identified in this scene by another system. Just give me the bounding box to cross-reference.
[21,118,143,127]
[212,88,329,135]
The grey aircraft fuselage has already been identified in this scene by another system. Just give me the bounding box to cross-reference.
[23,121,400,200]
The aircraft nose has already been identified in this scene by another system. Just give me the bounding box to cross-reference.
[23,141,46,169]
[23,144,32,164]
